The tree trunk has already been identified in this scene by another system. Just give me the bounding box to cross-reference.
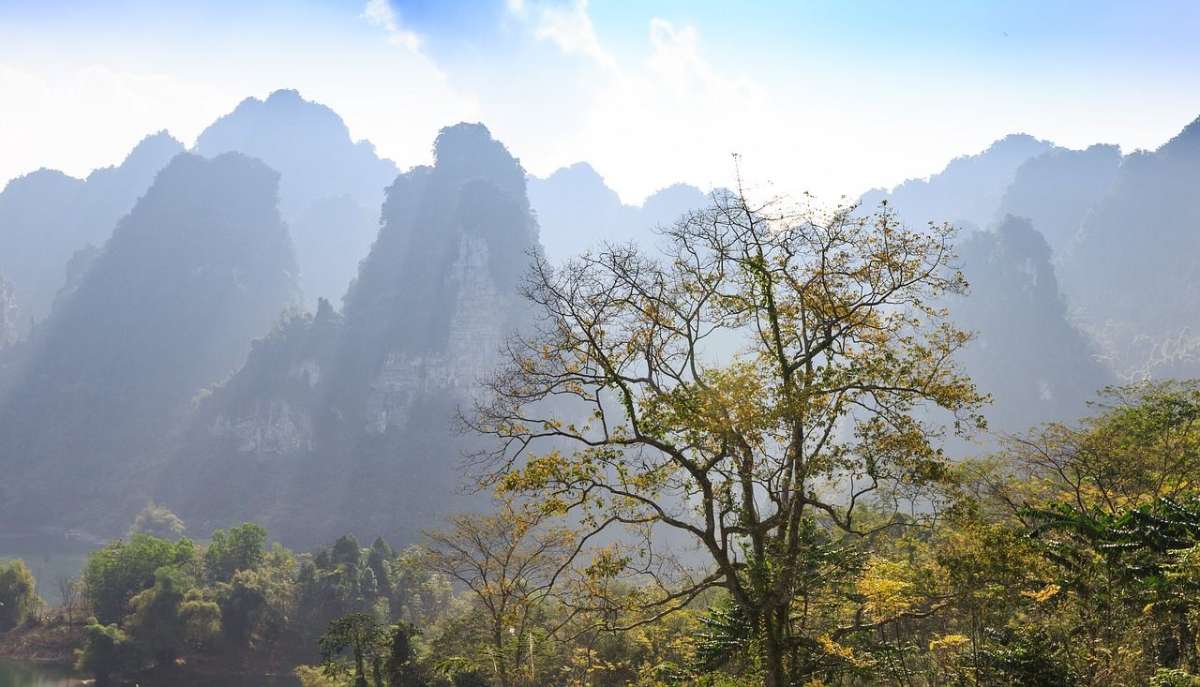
[493,628,511,687]
[762,610,788,687]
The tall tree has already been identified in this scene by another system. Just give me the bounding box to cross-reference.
[424,500,575,687]
[470,189,984,686]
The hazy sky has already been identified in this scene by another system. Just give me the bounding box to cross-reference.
[2,0,1199,203]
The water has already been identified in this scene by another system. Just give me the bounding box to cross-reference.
[0,660,83,687]
[0,660,301,686]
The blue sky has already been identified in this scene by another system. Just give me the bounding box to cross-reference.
[2,0,1198,202]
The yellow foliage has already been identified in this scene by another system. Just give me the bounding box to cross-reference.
[856,557,916,619]
[1020,583,1061,604]
[929,633,971,653]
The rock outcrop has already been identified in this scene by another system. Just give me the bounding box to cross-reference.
[168,123,538,546]
[951,216,1113,434]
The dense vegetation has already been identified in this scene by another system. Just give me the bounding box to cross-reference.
[7,377,1200,685]
[6,185,1200,686]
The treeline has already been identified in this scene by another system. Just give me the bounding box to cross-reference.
[3,379,1200,686]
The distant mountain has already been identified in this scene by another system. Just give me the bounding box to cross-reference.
[0,131,182,331]
[997,144,1122,261]
[0,152,299,533]
[1062,116,1200,379]
[529,162,708,263]
[0,274,17,350]
[167,123,538,546]
[194,89,398,307]
[951,216,1112,434]
[861,134,1054,230]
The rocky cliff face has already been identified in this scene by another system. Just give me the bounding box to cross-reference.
[168,123,538,547]
[195,89,398,308]
[0,152,299,533]
[0,132,184,330]
[951,216,1113,434]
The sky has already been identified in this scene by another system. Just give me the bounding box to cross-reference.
[1,0,1199,204]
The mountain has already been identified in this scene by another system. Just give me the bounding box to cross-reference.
[529,162,708,263]
[1060,116,1200,379]
[0,274,17,350]
[194,89,398,307]
[0,152,299,533]
[951,216,1113,434]
[996,144,1122,261]
[166,123,539,546]
[0,132,184,331]
[861,134,1054,230]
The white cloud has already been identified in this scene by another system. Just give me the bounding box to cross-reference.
[0,63,231,185]
[528,0,616,70]
[498,5,792,202]
[361,0,422,53]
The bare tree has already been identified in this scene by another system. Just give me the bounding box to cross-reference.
[57,575,82,627]
[469,188,985,686]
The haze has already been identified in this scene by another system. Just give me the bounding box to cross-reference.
[4,3,1200,687]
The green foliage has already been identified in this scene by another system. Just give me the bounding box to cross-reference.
[0,559,40,631]
[1153,668,1200,687]
[179,592,222,650]
[82,533,195,624]
[125,565,193,664]
[130,501,186,539]
[205,522,268,583]
[319,612,388,687]
[75,619,139,685]
[976,628,1078,686]
[384,623,425,687]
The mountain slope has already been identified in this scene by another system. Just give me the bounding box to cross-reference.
[168,123,538,546]
[0,132,184,330]
[997,144,1122,261]
[195,89,398,307]
[860,134,1054,230]
[1062,116,1200,379]
[529,162,708,263]
[0,152,298,533]
[951,216,1112,434]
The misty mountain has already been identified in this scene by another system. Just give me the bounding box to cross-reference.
[0,132,183,332]
[1062,116,1200,379]
[860,134,1119,433]
[194,89,398,307]
[529,161,708,263]
[0,152,299,533]
[861,134,1053,229]
[0,274,17,350]
[951,216,1112,434]
[996,144,1122,261]
[167,123,538,546]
